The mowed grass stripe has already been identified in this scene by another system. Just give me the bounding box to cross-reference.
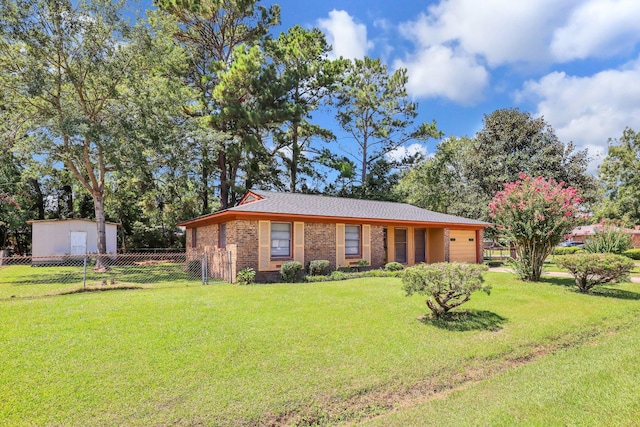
[1,274,639,425]
[362,318,640,426]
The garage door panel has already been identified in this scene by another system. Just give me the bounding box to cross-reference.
[450,230,477,263]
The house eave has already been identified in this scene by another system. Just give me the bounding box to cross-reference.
[178,210,489,229]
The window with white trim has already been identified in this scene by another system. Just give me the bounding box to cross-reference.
[345,225,361,256]
[271,222,291,258]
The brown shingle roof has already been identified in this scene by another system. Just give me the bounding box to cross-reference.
[222,190,488,226]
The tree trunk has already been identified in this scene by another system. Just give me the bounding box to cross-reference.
[201,148,209,214]
[93,191,108,269]
[290,125,299,193]
[218,148,229,210]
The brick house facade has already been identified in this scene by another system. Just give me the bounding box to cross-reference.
[180,190,489,282]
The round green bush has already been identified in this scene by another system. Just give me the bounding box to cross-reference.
[622,249,640,260]
[307,260,330,276]
[385,262,404,271]
[280,261,303,283]
[551,246,584,256]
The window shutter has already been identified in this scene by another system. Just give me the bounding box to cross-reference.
[362,224,371,265]
[336,223,345,267]
[258,220,270,271]
[294,222,304,265]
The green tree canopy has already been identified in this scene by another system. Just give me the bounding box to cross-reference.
[0,0,188,260]
[335,57,441,199]
[597,128,640,224]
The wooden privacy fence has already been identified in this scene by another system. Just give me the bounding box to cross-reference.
[200,244,237,284]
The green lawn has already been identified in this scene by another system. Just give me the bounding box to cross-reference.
[0,263,203,299]
[363,317,640,426]
[1,273,640,426]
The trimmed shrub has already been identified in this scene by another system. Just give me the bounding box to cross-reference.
[308,260,330,276]
[551,246,584,256]
[356,259,369,267]
[236,268,256,285]
[304,275,330,283]
[402,262,490,318]
[385,262,404,271]
[556,253,635,293]
[330,271,346,281]
[280,261,303,283]
[622,249,640,260]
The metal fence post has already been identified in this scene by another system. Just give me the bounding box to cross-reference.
[201,253,207,285]
[83,255,87,290]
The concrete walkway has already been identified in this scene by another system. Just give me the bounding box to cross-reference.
[488,267,640,283]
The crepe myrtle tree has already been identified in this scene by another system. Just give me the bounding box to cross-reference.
[489,173,585,281]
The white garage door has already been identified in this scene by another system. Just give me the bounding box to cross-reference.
[449,230,477,263]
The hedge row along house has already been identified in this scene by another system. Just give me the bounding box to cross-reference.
[178,190,490,282]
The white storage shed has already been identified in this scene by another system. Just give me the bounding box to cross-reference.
[27,219,118,262]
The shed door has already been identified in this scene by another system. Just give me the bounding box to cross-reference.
[70,231,87,255]
[449,230,477,263]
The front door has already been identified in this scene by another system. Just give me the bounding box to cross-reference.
[70,231,87,255]
[414,229,426,263]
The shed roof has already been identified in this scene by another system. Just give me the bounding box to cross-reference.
[179,190,490,227]
[27,219,120,226]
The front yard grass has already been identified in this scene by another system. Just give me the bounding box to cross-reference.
[1,273,640,425]
[363,311,640,426]
[0,263,202,299]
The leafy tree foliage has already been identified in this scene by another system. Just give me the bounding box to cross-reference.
[156,0,280,210]
[335,57,441,198]
[267,25,343,193]
[403,262,490,318]
[556,253,634,293]
[395,137,486,219]
[489,173,584,282]
[0,0,187,261]
[597,128,640,224]
[397,109,596,221]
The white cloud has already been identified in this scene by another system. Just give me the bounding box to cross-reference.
[386,143,429,163]
[317,10,371,60]
[551,0,640,61]
[518,58,640,170]
[399,0,571,67]
[394,45,489,105]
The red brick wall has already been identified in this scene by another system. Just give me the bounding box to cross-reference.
[304,222,337,270]
[186,224,218,254]
[371,225,385,268]
[232,220,258,272]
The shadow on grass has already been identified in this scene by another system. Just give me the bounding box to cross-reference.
[419,310,507,332]
[59,286,144,296]
[540,277,574,288]
[540,277,640,300]
[591,287,640,300]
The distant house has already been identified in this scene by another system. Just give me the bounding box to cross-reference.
[570,224,640,248]
[178,190,490,282]
[27,219,118,262]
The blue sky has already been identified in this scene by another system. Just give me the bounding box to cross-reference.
[262,0,640,171]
